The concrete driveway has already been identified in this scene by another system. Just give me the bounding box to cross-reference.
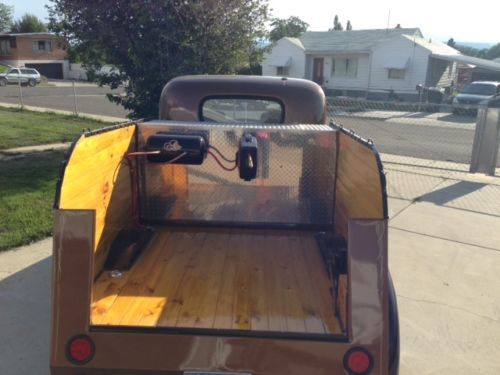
[1,163,499,374]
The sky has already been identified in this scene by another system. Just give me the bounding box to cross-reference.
[4,0,500,45]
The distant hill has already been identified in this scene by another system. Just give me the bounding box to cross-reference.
[457,42,494,50]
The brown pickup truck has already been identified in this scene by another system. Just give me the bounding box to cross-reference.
[50,75,399,375]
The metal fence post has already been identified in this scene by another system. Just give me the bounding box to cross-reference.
[72,80,78,115]
[18,78,24,108]
[469,98,500,175]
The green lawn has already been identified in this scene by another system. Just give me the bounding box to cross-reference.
[0,107,107,150]
[0,151,65,250]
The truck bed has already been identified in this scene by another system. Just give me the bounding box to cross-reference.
[91,228,341,335]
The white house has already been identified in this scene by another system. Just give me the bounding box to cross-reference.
[263,28,465,100]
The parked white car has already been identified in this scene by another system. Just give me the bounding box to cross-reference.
[0,67,42,87]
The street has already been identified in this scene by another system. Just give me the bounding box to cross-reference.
[335,116,475,164]
[0,83,129,119]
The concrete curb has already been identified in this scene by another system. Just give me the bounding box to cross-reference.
[1,142,72,155]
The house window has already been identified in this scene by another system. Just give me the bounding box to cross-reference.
[331,58,358,78]
[0,40,10,55]
[276,66,289,76]
[388,69,405,79]
[32,40,52,53]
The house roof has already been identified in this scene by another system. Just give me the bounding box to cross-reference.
[432,54,500,73]
[0,32,56,37]
[401,35,500,72]
[283,37,304,49]
[297,28,422,53]
[403,35,460,55]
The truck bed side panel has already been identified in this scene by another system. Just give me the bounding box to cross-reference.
[334,128,387,238]
[57,124,136,277]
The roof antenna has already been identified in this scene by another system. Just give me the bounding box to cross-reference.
[386,9,391,31]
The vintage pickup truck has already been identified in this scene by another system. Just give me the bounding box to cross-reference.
[50,75,399,374]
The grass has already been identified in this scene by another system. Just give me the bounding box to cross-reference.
[0,151,65,250]
[0,107,107,150]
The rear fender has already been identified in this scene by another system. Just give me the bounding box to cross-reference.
[348,219,389,374]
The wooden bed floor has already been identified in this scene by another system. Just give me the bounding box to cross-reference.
[91,228,341,335]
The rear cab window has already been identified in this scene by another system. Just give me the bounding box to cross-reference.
[201,98,284,123]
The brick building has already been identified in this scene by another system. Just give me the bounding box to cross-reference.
[0,32,69,79]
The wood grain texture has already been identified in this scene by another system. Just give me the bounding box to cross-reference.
[334,132,384,238]
[91,228,341,335]
[59,125,136,277]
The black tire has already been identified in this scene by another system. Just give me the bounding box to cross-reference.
[388,272,400,375]
[0,78,6,87]
[28,79,36,87]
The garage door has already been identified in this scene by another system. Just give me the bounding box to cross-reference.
[25,63,63,79]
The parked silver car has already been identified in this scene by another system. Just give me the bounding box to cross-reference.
[0,67,42,87]
[453,81,500,112]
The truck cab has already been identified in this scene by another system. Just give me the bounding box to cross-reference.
[51,75,399,375]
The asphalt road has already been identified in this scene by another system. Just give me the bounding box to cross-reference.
[334,116,476,164]
[0,84,129,119]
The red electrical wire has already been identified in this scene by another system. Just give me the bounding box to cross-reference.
[208,150,238,171]
[209,145,236,163]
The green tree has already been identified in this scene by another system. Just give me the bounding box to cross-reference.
[0,2,13,32]
[346,20,352,31]
[485,43,500,60]
[455,44,487,58]
[48,0,269,118]
[329,15,343,31]
[448,39,500,60]
[11,13,48,33]
[268,16,308,42]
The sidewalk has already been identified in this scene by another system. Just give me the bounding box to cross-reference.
[1,159,499,374]
[0,101,127,123]
[333,109,477,129]
[1,142,72,155]
[385,164,500,375]
[47,80,106,88]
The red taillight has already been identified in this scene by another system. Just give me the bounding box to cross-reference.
[343,347,373,375]
[66,335,95,365]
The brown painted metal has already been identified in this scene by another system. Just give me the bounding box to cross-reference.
[348,219,389,374]
[51,209,389,374]
[159,75,327,124]
[51,75,392,374]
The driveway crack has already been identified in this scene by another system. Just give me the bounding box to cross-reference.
[397,294,499,323]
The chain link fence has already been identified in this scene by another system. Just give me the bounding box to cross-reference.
[1,80,498,175]
[327,97,500,176]
[0,81,128,119]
